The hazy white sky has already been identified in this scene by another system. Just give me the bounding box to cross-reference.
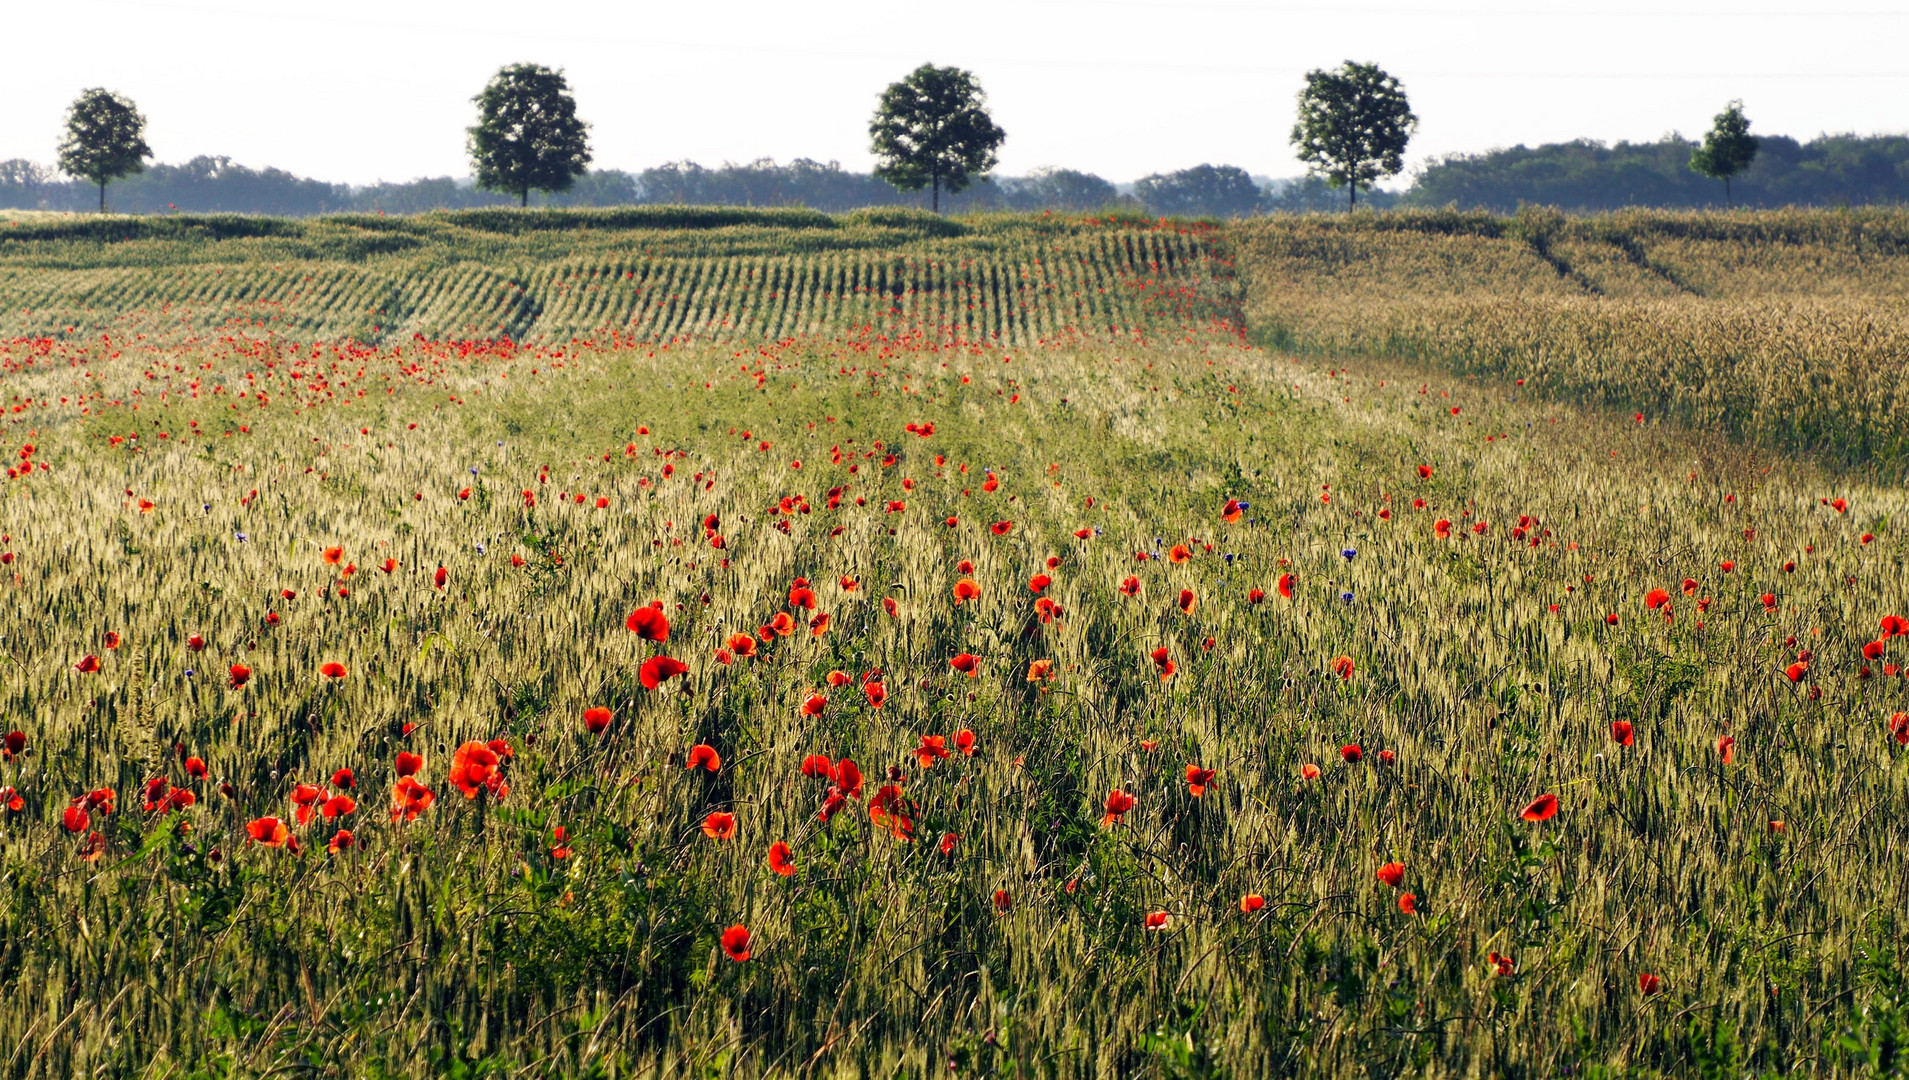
[6,0,1908,187]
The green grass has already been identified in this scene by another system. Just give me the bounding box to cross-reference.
[0,210,1903,1077]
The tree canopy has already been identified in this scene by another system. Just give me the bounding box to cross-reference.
[467,63,592,208]
[1290,61,1417,210]
[1132,165,1267,218]
[869,64,1006,212]
[57,89,152,213]
[1689,100,1759,207]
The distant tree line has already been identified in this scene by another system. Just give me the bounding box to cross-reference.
[1405,132,1909,213]
[18,62,1905,219]
[0,155,1324,218]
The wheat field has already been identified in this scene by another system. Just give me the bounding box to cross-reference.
[0,208,1903,1078]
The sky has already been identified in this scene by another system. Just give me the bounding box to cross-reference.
[5,0,1909,188]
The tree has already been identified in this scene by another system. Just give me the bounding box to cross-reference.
[1132,165,1267,218]
[57,89,152,213]
[869,64,1005,213]
[1689,100,1758,208]
[467,64,592,208]
[1290,61,1417,211]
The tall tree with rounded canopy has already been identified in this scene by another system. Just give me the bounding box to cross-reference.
[58,89,152,213]
[1290,61,1417,211]
[468,64,592,208]
[869,64,1005,213]
[1689,100,1758,208]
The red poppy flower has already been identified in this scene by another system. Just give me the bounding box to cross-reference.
[626,604,670,642]
[788,586,817,611]
[583,706,613,734]
[1277,572,1294,599]
[1716,735,1736,764]
[1027,573,1052,594]
[863,681,887,709]
[1240,893,1265,913]
[1331,655,1355,681]
[801,754,837,780]
[701,811,737,839]
[1520,793,1559,821]
[768,841,796,876]
[433,566,448,589]
[1645,588,1671,611]
[227,663,251,688]
[247,816,292,847]
[640,655,689,690]
[1434,519,1453,540]
[1637,972,1662,995]
[1101,789,1136,825]
[186,634,205,652]
[103,631,121,651]
[323,546,343,565]
[1417,465,1433,480]
[1,731,24,762]
[954,729,977,755]
[1118,576,1141,597]
[721,924,752,962]
[940,832,959,856]
[836,759,864,798]
[952,579,981,605]
[1612,720,1634,746]
[1398,893,1418,915]
[1151,647,1176,679]
[1340,745,1362,764]
[767,612,796,638]
[328,829,355,853]
[1377,861,1405,888]
[1168,544,1192,564]
[869,784,916,840]
[949,653,980,676]
[395,751,424,777]
[62,805,90,832]
[1144,911,1171,930]
[913,734,951,768]
[687,743,722,771]
[449,741,505,799]
[723,633,758,659]
[1891,712,1909,745]
[289,782,326,824]
[74,655,101,674]
[1865,640,1887,661]
[1301,763,1320,780]
[1027,658,1055,682]
[992,888,1012,913]
[991,521,1014,536]
[1785,661,1809,682]
[319,661,347,679]
[1185,764,1215,797]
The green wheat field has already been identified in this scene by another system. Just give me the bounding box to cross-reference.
[0,206,1905,1078]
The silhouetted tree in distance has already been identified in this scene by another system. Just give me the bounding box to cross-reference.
[1291,61,1417,210]
[467,64,592,208]
[1689,100,1759,208]
[58,89,152,212]
[869,64,1005,212]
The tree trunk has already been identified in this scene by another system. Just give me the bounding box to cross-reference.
[1724,176,1732,209]
[521,187,529,208]
[99,180,106,214]
[932,175,940,214]
[1349,183,1356,212]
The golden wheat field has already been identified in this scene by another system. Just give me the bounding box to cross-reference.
[0,208,1905,1078]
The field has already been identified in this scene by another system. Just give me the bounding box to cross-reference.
[1,208,1907,1078]
[1236,206,1909,473]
